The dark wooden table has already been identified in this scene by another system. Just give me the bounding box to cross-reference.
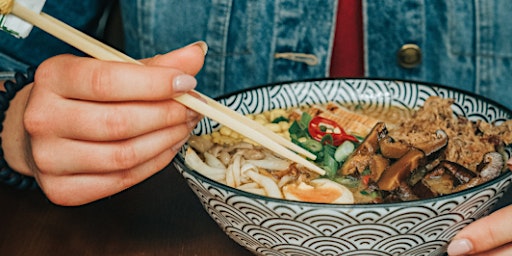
[0,165,251,256]
[1,164,511,256]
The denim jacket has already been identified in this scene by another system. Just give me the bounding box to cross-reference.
[1,0,511,109]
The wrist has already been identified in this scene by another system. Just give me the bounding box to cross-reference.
[0,69,37,189]
[2,83,34,176]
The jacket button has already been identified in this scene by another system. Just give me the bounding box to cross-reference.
[397,44,422,68]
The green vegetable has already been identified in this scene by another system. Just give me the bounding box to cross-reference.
[271,116,289,123]
[299,112,312,128]
[322,153,338,178]
[334,141,355,162]
[302,139,323,153]
[335,175,359,188]
[289,122,307,143]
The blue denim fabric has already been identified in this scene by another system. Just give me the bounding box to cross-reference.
[364,0,512,110]
[0,1,108,72]
[121,0,512,109]
[1,0,511,109]
[120,0,337,97]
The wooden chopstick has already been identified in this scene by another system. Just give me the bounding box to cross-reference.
[13,4,316,160]
[9,2,325,175]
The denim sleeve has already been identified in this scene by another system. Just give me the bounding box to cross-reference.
[0,0,108,72]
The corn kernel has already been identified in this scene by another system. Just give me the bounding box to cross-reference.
[254,116,267,125]
[278,121,290,131]
[264,123,281,133]
[230,132,240,139]
[270,109,288,121]
[219,126,232,136]
[243,137,259,146]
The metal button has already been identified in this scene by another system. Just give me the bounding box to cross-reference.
[397,44,422,68]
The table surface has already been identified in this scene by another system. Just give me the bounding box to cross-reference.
[1,164,511,256]
[0,165,251,256]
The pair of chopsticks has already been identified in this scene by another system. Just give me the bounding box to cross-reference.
[2,1,326,175]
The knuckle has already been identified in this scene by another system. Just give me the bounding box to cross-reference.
[31,149,56,175]
[24,108,50,136]
[89,65,112,97]
[38,177,74,206]
[102,110,131,139]
[111,144,139,169]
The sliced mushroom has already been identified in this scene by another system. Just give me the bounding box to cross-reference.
[188,135,214,153]
[377,148,425,191]
[412,129,448,156]
[422,165,457,195]
[477,152,504,181]
[453,175,488,192]
[369,154,389,182]
[383,182,420,203]
[340,122,387,175]
[438,160,476,184]
[379,135,410,159]
[411,180,436,199]
[395,182,420,201]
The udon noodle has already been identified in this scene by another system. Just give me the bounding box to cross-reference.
[185,96,512,204]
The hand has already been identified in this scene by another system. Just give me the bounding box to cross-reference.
[447,204,512,255]
[2,42,207,206]
[447,158,512,256]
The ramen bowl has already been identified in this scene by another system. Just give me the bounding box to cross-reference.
[172,78,512,256]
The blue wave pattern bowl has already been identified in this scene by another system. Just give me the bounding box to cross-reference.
[172,78,512,256]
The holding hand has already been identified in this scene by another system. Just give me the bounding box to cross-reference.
[2,42,207,206]
[448,158,512,256]
[447,204,512,256]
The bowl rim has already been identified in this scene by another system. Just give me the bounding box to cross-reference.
[177,77,512,208]
[214,77,512,117]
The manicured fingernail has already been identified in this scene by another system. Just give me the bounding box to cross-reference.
[186,109,199,120]
[173,74,197,93]
[187,115,202,129]
[186,109,202,129]
[447,238,472,256]
[186,40,208,56]
[172,135,191,152]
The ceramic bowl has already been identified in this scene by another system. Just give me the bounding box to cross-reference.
[172,78,512,256]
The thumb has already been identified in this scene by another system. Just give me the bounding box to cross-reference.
[447,204,512,255]
[140,41,208,75]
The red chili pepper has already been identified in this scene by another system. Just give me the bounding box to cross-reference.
[361,175,371,186]
[308,116,358,146]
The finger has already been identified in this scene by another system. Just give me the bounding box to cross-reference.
[40,98,200,141]
[447,205,512,255]
[471,243,512,256]
[507,157,511,170]
[35,54,199,101]
[141,41,207,75]
[31,123,192,174]
[36,146,180,206]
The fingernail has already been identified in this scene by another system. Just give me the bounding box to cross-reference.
[186,109,199,120]
[187,115,203,130]
[173,74,197,93]
[186,40,208,56]
[186,109,201,129]
[447,238,473,256]
[172,135,191,152]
